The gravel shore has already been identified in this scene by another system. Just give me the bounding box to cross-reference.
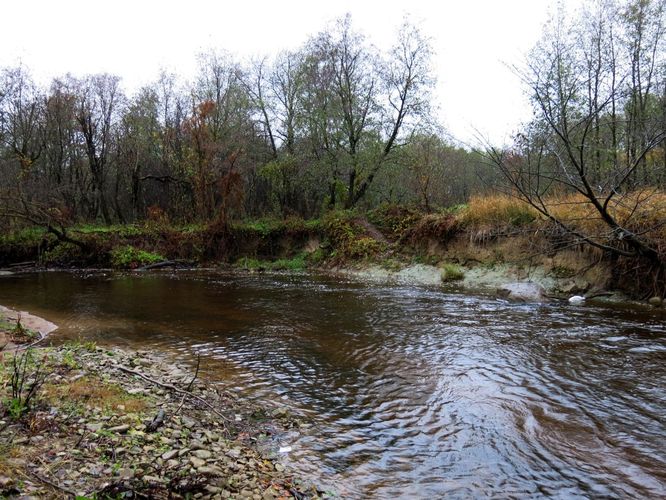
[0,330,320,499]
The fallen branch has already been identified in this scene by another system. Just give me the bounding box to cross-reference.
[116,366,230,423]
[136,260,195,271]
[28,470,77,497]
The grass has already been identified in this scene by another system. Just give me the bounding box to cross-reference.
[460,194,538,228]
[440,263,465,282]
[235,253,308,271]
[43,375,148,414]
[545,189,666,240]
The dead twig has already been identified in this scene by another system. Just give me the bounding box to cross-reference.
[116,366,230,423]
[28,469,77,497]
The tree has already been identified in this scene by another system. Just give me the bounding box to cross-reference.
[301,16,434,208]
[486,0,665,267]
[74,74,124,224]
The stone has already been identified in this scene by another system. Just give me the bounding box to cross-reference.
[182,416,196,428]
[190,440,206,450]
[0,476,14,488]
[108,424,130,433]
[118,468,134,480]
[192,449,212,460]
[497,282,547,302]
[161,449,178,461]
[648,296,663,306]
[190,456,206,468]
[198,465,223,475]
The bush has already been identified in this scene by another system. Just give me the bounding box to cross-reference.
[322,210,386,260]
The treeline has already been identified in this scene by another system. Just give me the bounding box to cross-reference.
[0,16,491,229]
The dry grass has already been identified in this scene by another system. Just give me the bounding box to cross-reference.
[461,194,538,228]
[44,375,148,414]
[545,189,666,242]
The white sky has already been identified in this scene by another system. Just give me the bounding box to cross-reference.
[0,0,571,146]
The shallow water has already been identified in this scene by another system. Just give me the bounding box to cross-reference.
[1,270,665,498]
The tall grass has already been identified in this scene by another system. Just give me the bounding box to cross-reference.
[460,195,537,228]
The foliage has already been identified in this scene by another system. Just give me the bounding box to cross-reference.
[322,211,386,260]
[109,245,165,269]
[368,204,423,240]
[41,241,84,265]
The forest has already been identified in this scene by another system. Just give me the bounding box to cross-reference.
[0,0,664,279]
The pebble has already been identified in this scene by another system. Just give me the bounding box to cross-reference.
[193,449,212,459]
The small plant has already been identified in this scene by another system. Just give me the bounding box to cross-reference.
[271,254,307,271]
[440,263,465,282]
[60,349,80,370]
[3,349,49,419]
[8,316,36,343]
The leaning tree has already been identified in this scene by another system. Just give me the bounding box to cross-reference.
[486,0,666,292]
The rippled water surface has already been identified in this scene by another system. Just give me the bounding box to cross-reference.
[1,271,665,498]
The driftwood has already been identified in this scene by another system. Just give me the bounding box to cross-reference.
[117,365,230,423]
[8,261,36,268]
[136,259,195,271]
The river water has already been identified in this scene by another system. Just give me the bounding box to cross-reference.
[1,271,665,498]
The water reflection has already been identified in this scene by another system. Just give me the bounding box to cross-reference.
[0,271,664,497]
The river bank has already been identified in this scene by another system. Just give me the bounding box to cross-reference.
[1,200,665,305]
[0,307,321,499]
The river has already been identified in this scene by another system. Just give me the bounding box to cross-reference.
[1,270,665,498]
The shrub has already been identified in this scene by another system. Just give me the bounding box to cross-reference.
[2,349,50,420]
[322,210,386,260]
[368,204,422,240]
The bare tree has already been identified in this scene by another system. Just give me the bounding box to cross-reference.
[74,74,124,224]
[486,0,665,267]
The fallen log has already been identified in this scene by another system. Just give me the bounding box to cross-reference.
[136,259,195,271]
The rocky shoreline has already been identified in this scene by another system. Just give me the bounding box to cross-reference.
[0,318,320,499]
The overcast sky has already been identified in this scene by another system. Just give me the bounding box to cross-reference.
[0,0,574,145]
